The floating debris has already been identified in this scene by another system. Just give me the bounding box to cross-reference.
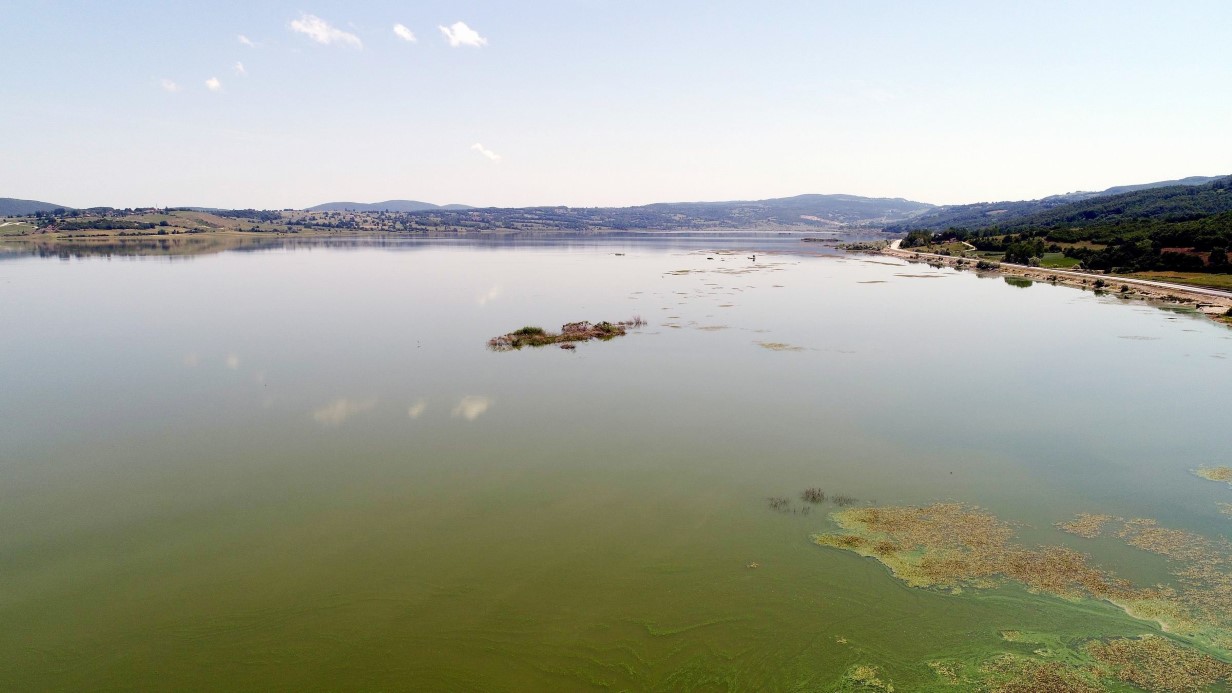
[488,317,645,351]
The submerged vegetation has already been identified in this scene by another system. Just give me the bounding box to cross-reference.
[814,503,1232,691]
[814,504,1232,653]
[488,317,645,351]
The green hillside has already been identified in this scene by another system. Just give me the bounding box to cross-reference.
[904,176,1232,273]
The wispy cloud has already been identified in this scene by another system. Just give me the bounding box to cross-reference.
[238,34,257,48]
[471,142,501,162]
[407,399,427,419]
[313,397,378,426]
[160,78,181,92]
[206,77,223,92]
[291,14,363,48]
[452,395,493,421]
[233,61,247,76]
[393,23,416,42]
[439,21,487,47]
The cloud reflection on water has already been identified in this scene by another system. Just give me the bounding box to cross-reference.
[452,396,493,421]
[407,399,427,419]
[312,397,378,426]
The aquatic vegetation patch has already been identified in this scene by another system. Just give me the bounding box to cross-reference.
[1194,466,1232,486]
[840,664,894,691]
[488,317,645,350]
[815,504,1232,652]
[1086,635,1232,692]
[756,341,804,352]
[801,487,826,504]
[978,653,1102,693]
[1055,513,1115,539]
[1219,503,1232,517]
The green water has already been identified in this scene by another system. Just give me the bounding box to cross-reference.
[1,240,1230,690]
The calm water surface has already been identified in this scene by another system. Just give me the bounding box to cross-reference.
[1,240,1229,690]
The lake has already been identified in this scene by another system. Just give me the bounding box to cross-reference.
[2,238,1230,690]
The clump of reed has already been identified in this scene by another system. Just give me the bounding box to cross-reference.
[766,496,791,512]
[801,487,826,504]
[830,494,858,507]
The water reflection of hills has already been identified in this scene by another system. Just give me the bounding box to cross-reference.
[0,229,882,260]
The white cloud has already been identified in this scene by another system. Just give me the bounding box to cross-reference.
[407,399,427,419]
[233,61,247,76]
[160,78,181,92]
[471,142,501,162]
[290,14,363,48]
[206,77,223,92]
[313,397,378,426]
[393,23,416,42]
[439,21,487,48]
[452,395,493,421]
[238,34,256,47]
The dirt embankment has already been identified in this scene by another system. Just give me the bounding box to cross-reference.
[881,241,1232,320]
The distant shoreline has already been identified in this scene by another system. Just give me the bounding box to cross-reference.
[881,239,1232,323]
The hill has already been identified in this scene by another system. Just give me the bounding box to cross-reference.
[633,194,933,226]
[0,197,73,216]
[306,200,474,212]
[904,176,1232,273]
[889,175,1225,232]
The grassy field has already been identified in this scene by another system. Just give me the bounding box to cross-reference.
[1121,271,1232,291]
[0,221,37,235]
[1039,253,1081,269]
[908,241,971,256]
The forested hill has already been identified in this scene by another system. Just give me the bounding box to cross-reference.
[968,175,1232,233]
[903,176,1232,273]
[888,175,1225,232]
[0,198,73,215]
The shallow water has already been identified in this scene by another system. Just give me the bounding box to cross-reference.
[1,240,1229,690]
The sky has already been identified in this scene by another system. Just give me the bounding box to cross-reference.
[2,1,1230,209]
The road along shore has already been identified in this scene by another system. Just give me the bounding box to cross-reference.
[880,240,1232,321]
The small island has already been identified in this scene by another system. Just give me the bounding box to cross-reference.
[488,317,645,351]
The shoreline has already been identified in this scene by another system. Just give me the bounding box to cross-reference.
[881,239,1232,322]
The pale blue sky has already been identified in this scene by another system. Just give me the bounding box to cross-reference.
[2,1,1229,208]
